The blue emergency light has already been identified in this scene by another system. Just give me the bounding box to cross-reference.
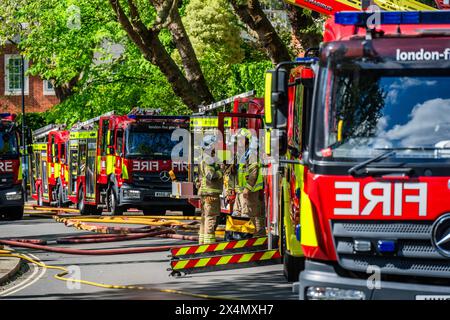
[0,113,11,118]
[377,240,397,253]
[335,11,450,26]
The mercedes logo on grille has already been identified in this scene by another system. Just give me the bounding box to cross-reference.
[159,171,171,183]
[432,213,450,258]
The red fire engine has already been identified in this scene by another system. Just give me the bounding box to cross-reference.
[265,1,450,299]
[31,124,70,207]
[0,113,24,220]
[68,110,193,215]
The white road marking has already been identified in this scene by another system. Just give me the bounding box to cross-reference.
[0,253,46,297]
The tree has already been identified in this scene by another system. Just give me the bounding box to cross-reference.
[108,0,214,110]
[229,0,291,64]
[183,0,244,65]
[285,5,323,55]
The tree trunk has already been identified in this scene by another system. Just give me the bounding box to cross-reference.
[230,0,291,65]
[165,5,214,104]
[53,74,81,102]
[286,5,322,56]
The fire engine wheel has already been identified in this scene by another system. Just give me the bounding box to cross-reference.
[57,184,64,208]
[109,189,124,216]
[5,206,24,221]
[78,189,89,215]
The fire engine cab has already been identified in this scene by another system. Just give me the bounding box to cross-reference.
[31,124,70,207]
[266,3,450,299]
[68,109,193,215]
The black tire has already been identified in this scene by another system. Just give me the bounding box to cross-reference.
[78,188,89,215]
[142,206,166,216]
[281,192,305,282]
[109,188,124,216]
[57,184,64,208]
[6,206,24,221]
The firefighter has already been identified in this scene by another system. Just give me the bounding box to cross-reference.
[234,128,265,236]
[198,135,223,245]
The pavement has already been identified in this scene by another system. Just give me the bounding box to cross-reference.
[0,247,22,286]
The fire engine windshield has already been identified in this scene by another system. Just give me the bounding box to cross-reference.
[314,67,450,162]
[125,127,181,159]
[0,131,19,157]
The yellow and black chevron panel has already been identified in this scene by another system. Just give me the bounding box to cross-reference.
[171,237,268,258]
[170,249,281,272]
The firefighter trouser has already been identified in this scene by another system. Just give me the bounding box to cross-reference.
[199,195,220,244]
[234,191,265,236]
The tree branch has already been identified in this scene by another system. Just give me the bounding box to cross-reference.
[230,0,291,64]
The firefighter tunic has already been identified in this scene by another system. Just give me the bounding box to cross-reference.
[198,160,223,244]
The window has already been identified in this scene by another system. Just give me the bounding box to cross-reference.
[4,54,29,95]
[43,80,55,95]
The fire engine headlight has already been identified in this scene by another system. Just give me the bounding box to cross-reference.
[6,191,22,201]
[306,287,366,300]
[123,189,141,199]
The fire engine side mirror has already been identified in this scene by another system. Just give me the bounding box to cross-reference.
[265,69,289,156]
[264,69,288,130]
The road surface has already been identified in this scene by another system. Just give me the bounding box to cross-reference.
[0,213,296,300]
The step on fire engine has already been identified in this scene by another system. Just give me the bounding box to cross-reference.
[67,109,193,215]
[265,0,450,300]
[0,113,24,220]
[31,124,69,208]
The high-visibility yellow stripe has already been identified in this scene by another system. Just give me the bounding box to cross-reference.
[215,242,228,251]
[261,251,276,260]
[234,240,247,249]
[173,260,189,270]
[264,72,273,125]
[195,258,210,268]
[70,131,98,139]
[254,237,267,246]
[238,253,255,263]
[177,247,190,256]
[195,245,209,254]
[217,255,232,265]
[301,189,318,247]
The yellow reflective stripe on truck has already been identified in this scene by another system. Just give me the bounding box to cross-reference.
[32,143,47,151]
[70,131,98,139]
[106,155,115,175]
[300,188,318,247]
[190,117,231,128]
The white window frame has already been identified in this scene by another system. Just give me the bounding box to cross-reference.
[43,80,55,96]
[4,54,29,96]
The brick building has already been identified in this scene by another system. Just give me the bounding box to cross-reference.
[0,43,59,114]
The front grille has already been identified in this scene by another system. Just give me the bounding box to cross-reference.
[131,172,188,189]
[332,221,450,279]
[0,174,14,189]
[132,172,170,189]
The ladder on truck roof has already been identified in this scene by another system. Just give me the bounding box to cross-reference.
[71,111,115,131]
[32,124,67,141]
[285,0,437,15]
